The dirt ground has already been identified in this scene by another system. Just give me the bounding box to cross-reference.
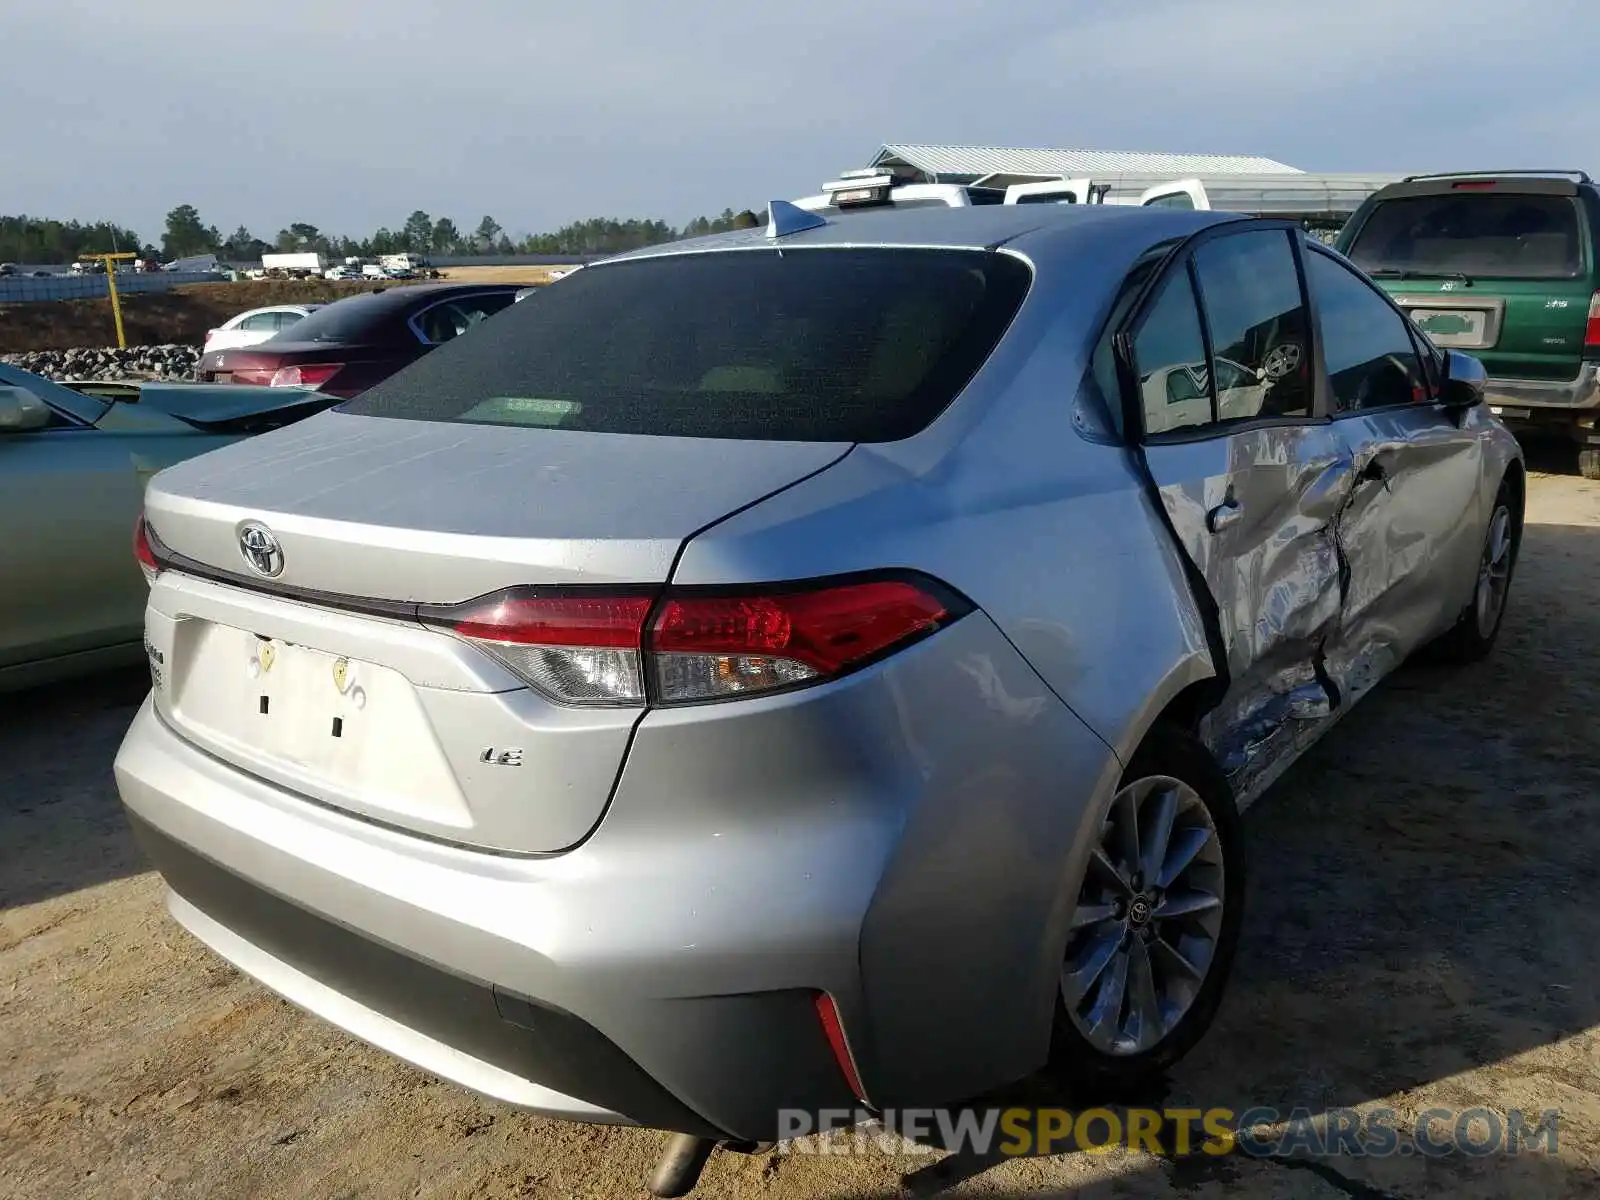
[1,471,1598,1200]
[433,265,569,285]
[0,269,556,353]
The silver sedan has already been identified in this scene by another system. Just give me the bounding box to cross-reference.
[114,202,1521,1189]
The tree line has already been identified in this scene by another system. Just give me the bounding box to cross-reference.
[1,204,765,265]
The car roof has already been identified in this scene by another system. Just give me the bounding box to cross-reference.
[1370,174,1591,200]
[237,303,318,317]
[314,282,521,315]
[603,203,1238,267]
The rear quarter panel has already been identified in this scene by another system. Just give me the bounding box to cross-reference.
[664,262,1219,1101]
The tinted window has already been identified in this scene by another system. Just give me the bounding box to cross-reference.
[1016,192,1077,204]
[1132,271,1212,435]
[340,249,1032,442]
[274,311,305,331]
[1346,193,1584,279]
[281,296,406,342]
[414,293,517,344]
[1089,241,1179,436]
[1193,230,1312,420]
[1307,251,1428,412]
[238,313,279,331]
[1145,192,1197,210]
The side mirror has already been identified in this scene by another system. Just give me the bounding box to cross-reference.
[0,385,53,432]
[1439,350,1487,410]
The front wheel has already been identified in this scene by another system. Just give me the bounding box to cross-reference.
[1047,725,1244,1090]
[1429,479,1520,664]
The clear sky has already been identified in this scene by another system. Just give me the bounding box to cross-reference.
[5,0,1592,243]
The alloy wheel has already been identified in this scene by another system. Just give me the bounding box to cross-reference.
[1061,775,1225,1057]
[1474,503,1514,639]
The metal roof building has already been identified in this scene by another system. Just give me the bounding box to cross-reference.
[870,143,1303,190]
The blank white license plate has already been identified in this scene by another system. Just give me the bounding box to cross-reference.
[169,622,467,825]
[1491,406,1531,420]
[1410,308,1490,348]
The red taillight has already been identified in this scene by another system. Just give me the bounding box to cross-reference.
[429,573,967,707]
[448,592,655,705]
[650,579,954,703]
[229,367,277,386]
[814,992,866,1101]
[270,363,344,389]
[1585,293,1600,355]
[133,515,159,585]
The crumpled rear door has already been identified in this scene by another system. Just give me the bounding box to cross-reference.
[1142,426,1352,799]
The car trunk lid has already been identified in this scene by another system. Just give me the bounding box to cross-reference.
[145,409,848,596]
[142,410,849,853]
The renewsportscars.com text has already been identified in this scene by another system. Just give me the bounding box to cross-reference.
[777,1106,1561,1159]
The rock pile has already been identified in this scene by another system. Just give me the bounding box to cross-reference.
[0,344,201,382]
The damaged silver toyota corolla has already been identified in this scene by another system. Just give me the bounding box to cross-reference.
[115,201,1521,1195]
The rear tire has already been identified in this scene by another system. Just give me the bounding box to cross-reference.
[1579,448,1600,481]
[1430,478,1520,664]
[1046,724,1243,1092]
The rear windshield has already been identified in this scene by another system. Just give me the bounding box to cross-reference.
[1346,192,1586,280]
[277,296,400,343]
[339,248,1032,442]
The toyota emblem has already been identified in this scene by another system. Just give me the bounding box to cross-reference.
[238,521,284,577]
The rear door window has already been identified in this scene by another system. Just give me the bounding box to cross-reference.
[413,293,517,344]
[1191,229,1313,420]
[1346,193,1585,279]
[340,249,1032,442]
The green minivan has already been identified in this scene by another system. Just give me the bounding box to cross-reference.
[1337,171,1600,478]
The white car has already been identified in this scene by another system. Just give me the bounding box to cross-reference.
[201,305,325,355]
[324,266,363,281]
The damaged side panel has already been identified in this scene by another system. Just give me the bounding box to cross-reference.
[1322,404,1490,705]
[1142,422,1357,805]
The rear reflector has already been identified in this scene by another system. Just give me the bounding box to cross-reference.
[426,573,969,708]
[814,991,867,1101]
[133,515,159,585]
[270,363,344,389]
[1586,293,1600,354]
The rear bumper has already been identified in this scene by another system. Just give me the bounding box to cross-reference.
[1485,362,1600,412]
[128,812,719,1135]
[114,611,1122,1140]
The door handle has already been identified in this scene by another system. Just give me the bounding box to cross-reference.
[1206,498,1243,534]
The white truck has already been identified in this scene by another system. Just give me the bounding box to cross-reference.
[1000,174,1402,238]
[260,251,327,277]
[380,253,428,277]
[792,168,1006,216]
